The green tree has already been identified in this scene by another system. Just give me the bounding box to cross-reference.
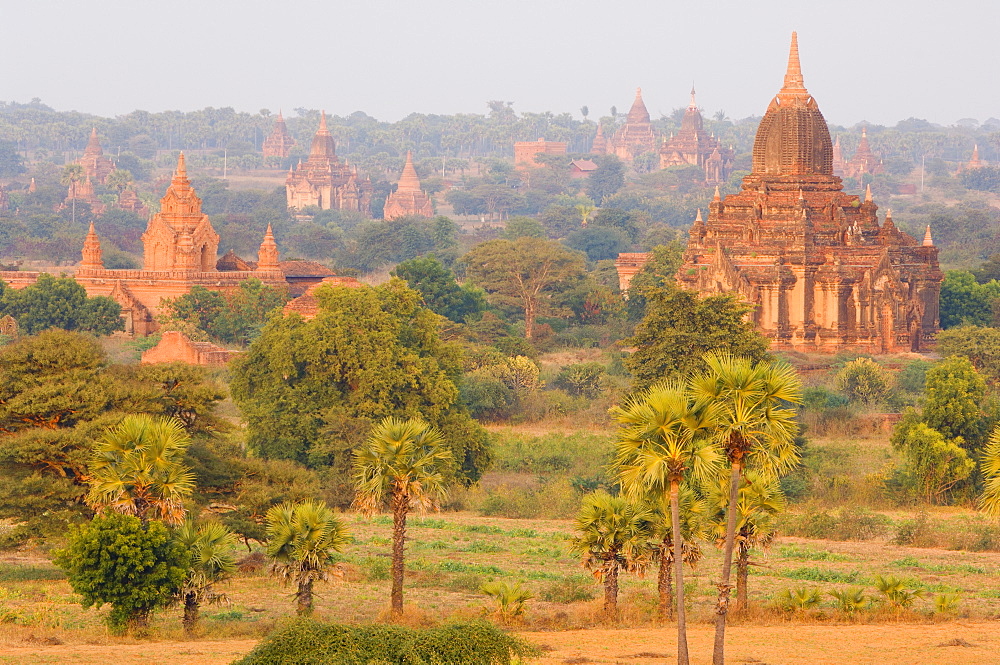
[265,500,350,616]
[230,279,490,493]
[161,279,289,346]
[586,155,625,204]
[54,513,189,633]
[625,288,770,392]
[86,414,196,525]
[569,491,654,617]
[353,417,453,616]
[923,356,990,451]
[704,470,786,612]
[613,382,719,663]
[891,419,974,503]
[501,216,546,240]
[978,425,1000,516]
[939,270,1000,328]
[60,163,85,225]
[173,520,238,634]
[461,237,586,339]
[105,168,134,195]
[0,332,224,545]
[836,357,893,406]
[391,255,486,323]
[689,353,802,665]
[0,274,123,335]
[937,326,1000,384]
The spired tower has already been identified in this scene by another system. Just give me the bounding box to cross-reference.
[262,111,296,159]
[659,87,733,183]
[141,153,220,272]
[383,151,434,219]
[79,128,115,184]
[608,88,658,161]
[285,111,372,214]
[678,33,942,353]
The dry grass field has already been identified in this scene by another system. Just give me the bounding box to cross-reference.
[2,506,1000,664]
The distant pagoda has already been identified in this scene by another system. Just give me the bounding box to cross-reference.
[262,111,296,159]
[383,151,434,219]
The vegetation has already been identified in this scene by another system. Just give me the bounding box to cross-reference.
[53,513,189,633]
[264,499,350,616]
[173,520,239,634]
[0,273,123,335]
[353,417,453,616]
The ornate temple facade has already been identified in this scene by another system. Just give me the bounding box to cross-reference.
[1,154,334,337]
[79,128,115,184]
[659,88,733,183]
[601,88,657,161]
[383,151,434,219]
[285,112,372,213]
[676,33,942,353]
[262,111,296,158]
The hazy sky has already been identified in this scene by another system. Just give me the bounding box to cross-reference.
[6,0,996,127]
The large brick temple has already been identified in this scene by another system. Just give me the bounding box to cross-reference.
[0,154,334,335]
[655,33,941,353]
[285,111,372,213]
[659,88,734,184]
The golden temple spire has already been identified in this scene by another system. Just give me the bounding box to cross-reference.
[695,208,703,222]
[319,110,328,133]
[864,183,873,203]
[923,225,934,247]
[713,185,721,202]
[175,152,187,179]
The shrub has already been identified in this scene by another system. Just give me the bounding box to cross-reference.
[934,592,962,614]
[873,575,924,609]
[774,586,823,611]
[539,575,597,603]
[553,362,606,398]
[829,587,869,613]
[836,358,893,406]
[232,619,535,665]
[53,514,189,633]
[780,506,891,541]
[480,580,534,624]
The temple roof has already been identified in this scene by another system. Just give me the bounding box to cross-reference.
[751,32,834,178]
[309,111,337,160]
[397,151,421,193]
[626,87,651,124]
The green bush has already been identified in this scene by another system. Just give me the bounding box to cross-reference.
[232,619,535,665]
[553,362,606,398]
[779,507,891,541]
[53,514,189,633]
[539,575,597,603]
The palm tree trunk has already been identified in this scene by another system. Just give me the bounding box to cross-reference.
[390,490,408,617]
[671,480,690,665]
[736,547,749,612]
[657,536,673,621]
[603,562,619,618]
[183,592,199,634]
[297,578,313,616]
[713,459,742,665]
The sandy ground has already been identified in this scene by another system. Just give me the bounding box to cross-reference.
[3,623,1000,665]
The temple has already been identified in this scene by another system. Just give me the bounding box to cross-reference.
[674,33,941,353]
[262,111,296,159]
[382,151,434,219]
[513,138,567,169]
[966,145,987,170]
[603,88,658,161]
[285,112,372,213]
[1,154,335,336]
[590,124,607,154]
[64,176,105,215]
[838,127,883,179]
[78,128,115,184]
[659,87,733,183]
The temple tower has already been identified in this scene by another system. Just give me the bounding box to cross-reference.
[285,111,372,214]
[79,128,115,184]
[608,88,657,161]
[257,223,280,269]
[140,153,220,272]
[79,221,103,270]
[262,111,296,159]
[659,87,733,182]
[676,32,942,353]
[383,151,434,219]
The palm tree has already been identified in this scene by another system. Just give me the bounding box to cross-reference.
[613,382,719,664]
[87,414,196,525]
[689,353,802,665]
[174,520,238,634]
[569,491,654,618]
[704,470,786,611]
[647,486,707,622]
[352,416,453,617]
[265,499,350,616]
[60,163,85,225]
[978,425,1000,516]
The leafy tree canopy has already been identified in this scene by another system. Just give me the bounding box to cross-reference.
[0,273,123,335]
[939,270,1000,328]
[391,255,486,324]
[160,278,289,346]
[230,279,491,495]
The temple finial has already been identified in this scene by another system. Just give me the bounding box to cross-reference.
[695,208,703,222]
[923,225,934,247]
[782,31,806,93]
[319,110,328,132]
[713,185,721,202]
[176,152,186,178]
[864,183,873,203]
[689,84,696,108]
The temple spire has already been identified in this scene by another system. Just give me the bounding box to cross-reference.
[713,185,721,202]
[175,152,187,179]
[81,220,103,269]
[689,84,697,109]
[258,223,280,268]
[780,31,807,95]
[864,183,873,203]
[397,151,421,192]
[923,225,934,247]
[319,110,328,133]
[695,208,703,222]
